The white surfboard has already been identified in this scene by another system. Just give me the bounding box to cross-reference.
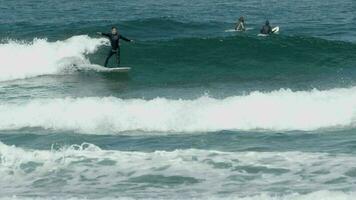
[71,64,131,73]
[225,27,254,32]
[258,26,280,37]
[225,29,238,32]
[90,66,131,73]
[272,26,279,33]
[103,67,131,73]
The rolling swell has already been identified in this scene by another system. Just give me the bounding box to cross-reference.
[79,34,354,92]
[0,18,227,41]
[118,18,227,40]
[2,33,356,90]
[0,31,355,95]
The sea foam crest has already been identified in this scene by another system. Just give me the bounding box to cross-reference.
[0,35,107,81]
[0,87,355,134]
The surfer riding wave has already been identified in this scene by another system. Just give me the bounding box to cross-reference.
[97,27,133,68]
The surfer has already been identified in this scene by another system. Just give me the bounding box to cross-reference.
[97,27,133,67]
[235,16,246,31]
[260,20,272,35]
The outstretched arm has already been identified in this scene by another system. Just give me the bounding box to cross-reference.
[120,35,133,42]
[97,32,110,37]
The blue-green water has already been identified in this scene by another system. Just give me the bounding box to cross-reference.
[1,0,356,199]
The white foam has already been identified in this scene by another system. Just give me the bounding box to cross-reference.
[1,191,355,200]
[0,35,107,81]
[1,142,356,199]
[1,87,356,134]
[225,191,356,200]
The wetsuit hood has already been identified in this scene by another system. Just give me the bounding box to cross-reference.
[239,16,245,22]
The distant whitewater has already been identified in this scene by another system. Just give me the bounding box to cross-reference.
[0,87,355,134]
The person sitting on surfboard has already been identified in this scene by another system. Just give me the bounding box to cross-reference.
[260,20,272,34]
[97,27,133,67]
[235,16,246,31]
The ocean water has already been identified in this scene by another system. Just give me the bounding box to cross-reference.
[1,0,356,199]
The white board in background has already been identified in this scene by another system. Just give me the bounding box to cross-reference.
[224,27,254,32]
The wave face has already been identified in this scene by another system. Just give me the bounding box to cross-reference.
[1,87,356,134]
[1,141,356,199]
[0,35,106,81]
[113,35,356,91]
[1,34,356,90]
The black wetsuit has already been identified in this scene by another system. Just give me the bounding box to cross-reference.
[101,33,131,67]
[260,25,272,34]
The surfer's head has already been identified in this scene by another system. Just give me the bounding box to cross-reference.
[239,16,245,22]
[111,27,118,34]
[265,20,270,25]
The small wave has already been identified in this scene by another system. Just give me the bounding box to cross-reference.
[0,87,356,134]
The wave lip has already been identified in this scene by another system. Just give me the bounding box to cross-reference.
[0,35,106,81]
[0,87,356,134]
